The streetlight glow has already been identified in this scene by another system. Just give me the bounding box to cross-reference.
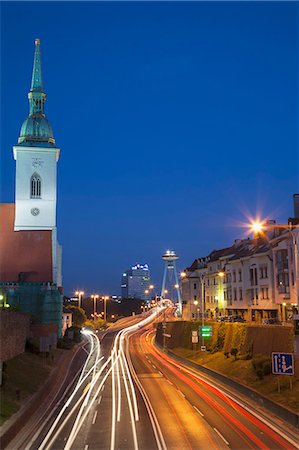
[250,221,265,234]
[91,294,99,317]
[75,291,84,308]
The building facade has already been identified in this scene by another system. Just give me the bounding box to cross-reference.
[182,195,299,322]
[121,264,151,300]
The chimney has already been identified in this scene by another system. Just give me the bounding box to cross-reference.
[293,194,299,219]
[265,220,276,239]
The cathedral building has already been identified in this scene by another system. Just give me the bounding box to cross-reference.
[0,39,63,337]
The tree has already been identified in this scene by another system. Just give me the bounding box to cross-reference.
[66,305,86,327]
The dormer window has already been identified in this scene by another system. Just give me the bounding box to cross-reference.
[31,173,41,198]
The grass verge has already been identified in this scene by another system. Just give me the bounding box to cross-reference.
[172,347,299,413]
[0,348,65,426]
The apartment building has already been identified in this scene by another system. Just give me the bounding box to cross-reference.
[182,195,299,322]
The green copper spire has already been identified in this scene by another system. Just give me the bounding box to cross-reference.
[18,39,56,146]
[28,38,46,115]
[31,38,43,91]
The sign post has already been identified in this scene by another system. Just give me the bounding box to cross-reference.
[191,330,198,351]
[199,326,212,362]
[271,352,294,392]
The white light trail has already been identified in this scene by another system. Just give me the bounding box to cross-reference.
[39,307,166,450]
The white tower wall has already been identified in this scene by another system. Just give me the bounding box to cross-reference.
[13,146,60,231]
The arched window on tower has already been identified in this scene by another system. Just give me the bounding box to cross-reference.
[31,173,41,198]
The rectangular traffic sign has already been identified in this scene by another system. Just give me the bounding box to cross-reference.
[200,326,212,338]
[272,352,294,375]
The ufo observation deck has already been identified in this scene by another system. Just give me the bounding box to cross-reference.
[162,250,179,261]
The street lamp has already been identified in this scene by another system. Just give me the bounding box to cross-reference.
[248,220,299,315]
[91,294,99,317]
[75,291,84,309]
[194,300,199,320]
[102,296,109,323]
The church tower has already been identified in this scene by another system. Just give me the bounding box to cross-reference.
[13,39,62,287]
[13,39,60,231]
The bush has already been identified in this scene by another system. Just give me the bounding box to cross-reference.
[256,368,264,380]
[239,352,252,360]
[230,347,238,360]
[57,338,73,349]
[25,339,40,354]
[215,323,226,351]
[252,354,271,379]
[262,360,271,376]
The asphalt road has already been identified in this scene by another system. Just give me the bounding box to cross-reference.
[128,324,298,450]
[13,309,298,450]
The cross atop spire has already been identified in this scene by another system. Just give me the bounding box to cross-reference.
[28,38,46,116]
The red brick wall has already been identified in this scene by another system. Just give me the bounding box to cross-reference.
[0,310,30,361]
[30,323,58,338]
[0,204,52,282]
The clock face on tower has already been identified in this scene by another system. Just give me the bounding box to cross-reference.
[31,207,40,216]
[32,157,44,169]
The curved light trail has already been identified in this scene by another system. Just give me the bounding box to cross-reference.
[38,307,166,450]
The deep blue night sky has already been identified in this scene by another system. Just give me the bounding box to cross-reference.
[1,1,298,297]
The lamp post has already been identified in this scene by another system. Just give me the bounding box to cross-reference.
[200,274,205,347]
[91,294,99,317]
[75,291,84,309]
[218,271,225,317]
[102,296,109,323]
[193,300,199,320]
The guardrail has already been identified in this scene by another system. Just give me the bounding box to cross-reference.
[156,342,299,429]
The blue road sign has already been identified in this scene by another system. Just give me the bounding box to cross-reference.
[272,352,294,375]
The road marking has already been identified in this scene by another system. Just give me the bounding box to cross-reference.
[178,390,185,398]
[152,364,156,369]
[166,379,173,386]
[158,371,163,376]
[192,405,204,417]
[92,410,98,425]
[84,445,89,450]
[101,385,105,392]
[97,396,102,405]
[213,428,229,445]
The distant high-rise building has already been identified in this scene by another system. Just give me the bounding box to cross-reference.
[121,264,151,300]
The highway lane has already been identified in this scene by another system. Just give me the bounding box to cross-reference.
[127,327,228,450]
[57,309,166,450]
[129,325,298,450]
[15,307,298,450]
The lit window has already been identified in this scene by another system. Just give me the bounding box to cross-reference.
[31,173,41,198]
